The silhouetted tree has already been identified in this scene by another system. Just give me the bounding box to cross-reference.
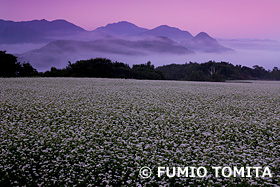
[63,58,134,78]
[0,51,39,77]
[38,57,280,81]
[156,61,278,82]
[271,67,280,80]
[19,62,38,77]
[253,65,268,79]
[0,51,21,77]
[132,61,165,80]
[44,67,65,77]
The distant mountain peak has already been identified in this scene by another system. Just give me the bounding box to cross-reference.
[195,32,212,40]
[151,25,190,34]
[139,25,193,42]
[37,19,47,22]
[154,25,181,31]
[95,21,148,36]
[156,25,174,28]
[182,32,233,52]
[0,19,85,44]
[104,21,138,28]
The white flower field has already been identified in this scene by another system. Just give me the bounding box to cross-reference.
[0,78,280,186]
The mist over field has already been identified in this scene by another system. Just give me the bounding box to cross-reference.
[1,42,279,72]
[6,45,279,72]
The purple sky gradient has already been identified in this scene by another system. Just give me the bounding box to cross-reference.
[1,0,280,40]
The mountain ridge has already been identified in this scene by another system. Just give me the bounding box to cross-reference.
[0,19,224,46]
[94,21,148,36]
[180,32,233,52]
[1,19,235,71]
[138,25,193,42]
[0,19,86,44]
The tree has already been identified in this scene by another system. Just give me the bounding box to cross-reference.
[271,67,280,80]
[43,67,64,77]
[0,51,39,77]
[156,61,274,82]
[132,61,165,80]
[19,62,38,77]
[253,65,268,79]
[0,51,21,77]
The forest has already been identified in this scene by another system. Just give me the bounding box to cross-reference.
[156,61,280,81]
[1,50,280,81]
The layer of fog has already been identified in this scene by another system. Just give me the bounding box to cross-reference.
[18,49,279,72]
[1,43,279,72]
[0,43,47,54]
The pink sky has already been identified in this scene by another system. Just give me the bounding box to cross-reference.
[1,0,280,40]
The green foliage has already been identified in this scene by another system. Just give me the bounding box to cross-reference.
[65,58,135,78]
[0,51,21,77]
[44,58,164,80]
[19,62,38,77]
[156,61,280,82]
[0,51,38,77]
[43,59,280,81]
[132,61,165,80]
[271,67,280,80]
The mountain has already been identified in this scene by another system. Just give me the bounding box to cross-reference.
[138,25,193,42]
[92,22,231,53]
[1,18,236,70]
[182,32,233,52]
[0,19,232,53]
[94,21,148,37]
[19,36,192,71]
[0,19,86,44]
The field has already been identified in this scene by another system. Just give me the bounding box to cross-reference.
[1,78,280,186]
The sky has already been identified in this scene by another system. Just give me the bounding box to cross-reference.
[1,0,280,40]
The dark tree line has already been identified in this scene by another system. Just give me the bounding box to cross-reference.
[156,61,280,81]
[1,50,280,81]
[0,51,38,77]
[44,58,165,80]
